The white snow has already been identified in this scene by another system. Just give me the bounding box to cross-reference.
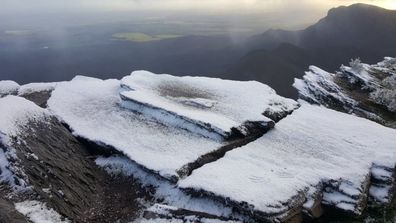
[340,62,376,87]
[179,103,396,215]
[0,147,25,190]
[0,95,49,137]
[18,82,59,96]
[0,80,20,97]
[120,71,298,139]
[369,185,391,203]
[293,66,356,106]
[371,166,393,182]
[48,77,224,179]
[322,191,356,211]
[15,200,69,223]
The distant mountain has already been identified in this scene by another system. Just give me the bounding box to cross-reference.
[248,3,396,51]
[225,43,312,97]
[227,4,396,98]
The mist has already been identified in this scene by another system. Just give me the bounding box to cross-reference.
[1,0,396,85]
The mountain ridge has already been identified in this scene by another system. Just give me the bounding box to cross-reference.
[226,3,396,98]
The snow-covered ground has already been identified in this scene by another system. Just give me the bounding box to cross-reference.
[120,71,298,139]
[179,102,396,216]
[48,76,226,180]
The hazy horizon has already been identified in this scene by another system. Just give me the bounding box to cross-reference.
[2,0,396,34]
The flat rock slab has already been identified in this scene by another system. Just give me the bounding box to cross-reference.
[48,76,225,180]
[179,103,396,221]
[120,71,298,140]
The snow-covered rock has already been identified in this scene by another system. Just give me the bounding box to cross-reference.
[18,82,59,96]
[293,66,357,108]
[369,165,395,205]
[179,103,396,221]
[48,76,226,180]
[0,96,50,191]
[0,80,20,97]
[0,95,49,138]
[294,57,396,128]
[120,71,298,140]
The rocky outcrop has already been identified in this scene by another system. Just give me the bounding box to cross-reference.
[294,57,396,128]
[0,95,151,223]
[0,66,395,223]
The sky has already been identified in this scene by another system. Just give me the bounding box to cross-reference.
[1,0,396,33]
[2,0,396,12]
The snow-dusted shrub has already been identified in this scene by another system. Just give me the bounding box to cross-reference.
[370,75,396,112]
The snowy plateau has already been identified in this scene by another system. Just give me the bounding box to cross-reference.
[0,57,395,223]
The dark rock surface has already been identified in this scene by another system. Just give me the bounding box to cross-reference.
[19,90,52,108]
[0,198,28,223]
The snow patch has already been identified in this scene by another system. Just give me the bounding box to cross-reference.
[369,185,391,203]
[0,95,49,137]
[0,80,20,97]
[15,200,69,223]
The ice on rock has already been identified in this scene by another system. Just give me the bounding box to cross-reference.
[179,103,396,218]
[0,80,20,97]
[120,71,298,140]
[48,76,225,180]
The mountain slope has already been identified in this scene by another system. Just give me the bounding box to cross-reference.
[227,4,396,98]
